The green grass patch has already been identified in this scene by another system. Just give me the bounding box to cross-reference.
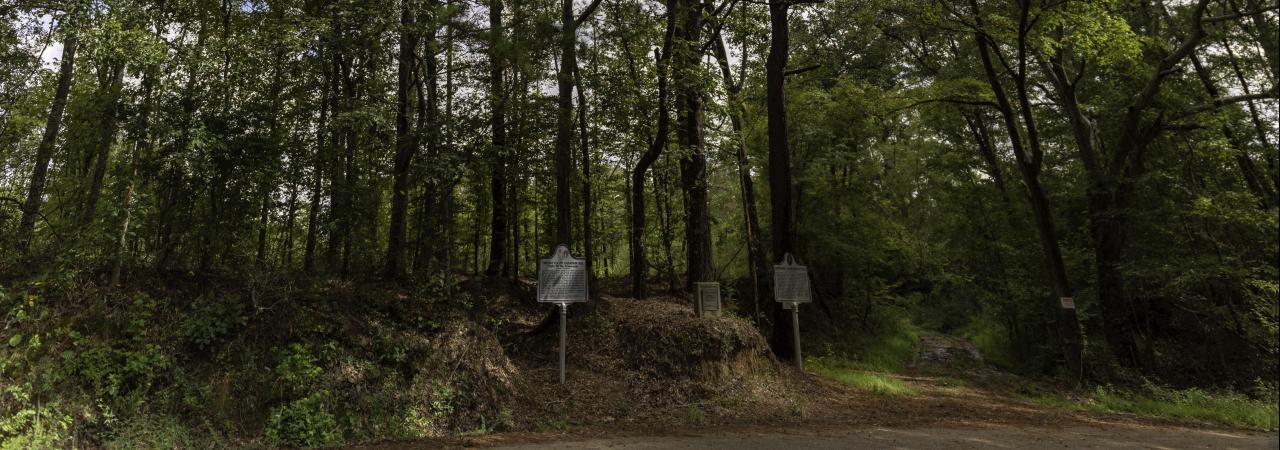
[963,321,1018,371]
[1026,385,1279,430]
[853,324,920,372]
[809,357,915,396]
[815,315,921,373]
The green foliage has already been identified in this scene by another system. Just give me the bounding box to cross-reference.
[429,381,456,420]
[103,415,198,450]
[0,395,75,450]
[265,390,340,448]
[683,405,706,424]
[1028,382,1280,430]
[177,295,248,350]
[276,343,323,390]
[0,275,510,447]
[1036,0,1142,68]
[829,315,920,373]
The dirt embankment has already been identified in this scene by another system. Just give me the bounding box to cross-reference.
[467,284,818,431]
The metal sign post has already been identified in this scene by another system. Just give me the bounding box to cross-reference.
[792,304,802,370]
[558,302,568,384]
[538,245,588,384]
[773,253,812,369]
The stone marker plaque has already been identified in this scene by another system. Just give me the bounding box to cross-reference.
[1060,297,1075,309]
[696,282,721,316]
[538,245,588,303]
[773,253,812,304]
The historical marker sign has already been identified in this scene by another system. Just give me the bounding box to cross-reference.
[773,254,812,304]
[774,253,810,370]
[538,245,588,303]
[696,282,721,317]
[538,245,587,384]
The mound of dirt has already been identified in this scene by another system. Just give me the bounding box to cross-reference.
[607,297,774,381]
[499,294,806,430]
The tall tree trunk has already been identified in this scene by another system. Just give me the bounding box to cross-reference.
[658,155,679,292]
[510,64,528,279]
[553,0,577,248]
[629,11,676,299]
[255,188,270,267]
[443,1,456,300]
[325,54,345,272]
[414,1,442,275]
[675,0,713,300]
[511,177,522,278]
[977,23,1083,380]
[112,165,137,285]
[387,0,418,279]
[547,0,604,258]
[282,182,298,267]
[82,60,126,227]
[574,61,595,290]
[303,62,332,274]
[713,33,764,322]
[341,73,356,277]
[255,41,287,269]
[303,166,323,272]
[18,30,78,252]
[485,0,509,276]
[766,0,798,360]
[112,62,158,286]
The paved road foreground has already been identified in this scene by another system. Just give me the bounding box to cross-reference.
[491,425,1278,449]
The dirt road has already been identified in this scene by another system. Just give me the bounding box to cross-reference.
[487,425,1278,449]
[348,296,1274,450]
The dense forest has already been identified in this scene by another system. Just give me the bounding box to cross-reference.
[0,0,1276,446]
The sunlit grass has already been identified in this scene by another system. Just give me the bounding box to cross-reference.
[815,316,921,373]
[809,357,915,396]
[1027,385,1279,430]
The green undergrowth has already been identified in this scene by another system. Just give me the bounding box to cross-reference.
[814,315,921,373]
[1027,382,1279,430]
[808,356,915,396]
[807,311,920,396]
[0,272,519,448]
